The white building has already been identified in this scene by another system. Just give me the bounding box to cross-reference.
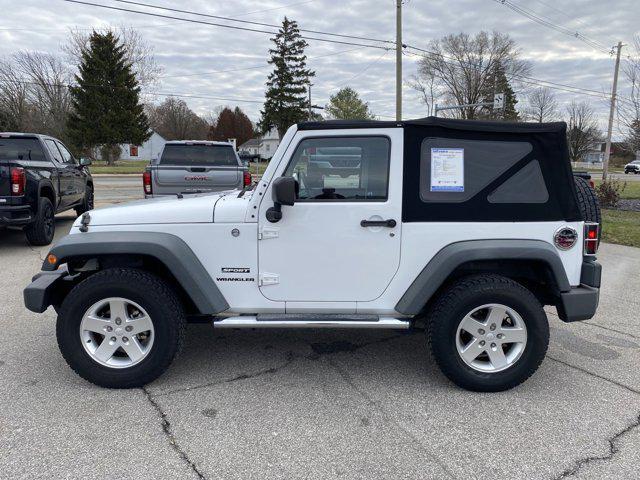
[96,131,167,161]
[239,128,280,160]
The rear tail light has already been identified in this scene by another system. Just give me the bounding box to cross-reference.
[243,170,251,187]
[589,180,595,188]
[10,167,26,196]
[142,170,152,195]
[584,222,599,256]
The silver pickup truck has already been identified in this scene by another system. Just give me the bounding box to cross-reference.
[143,140,251,197]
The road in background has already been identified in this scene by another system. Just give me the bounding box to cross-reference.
[94,175,143,206]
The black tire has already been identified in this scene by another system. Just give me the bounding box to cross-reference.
[56,268,186,388]
[574,176,601,226]
[427,274,549,392]
[75,184,94,216]
[25,197,55,246]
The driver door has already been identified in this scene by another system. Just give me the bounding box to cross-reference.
[257,129,403,304]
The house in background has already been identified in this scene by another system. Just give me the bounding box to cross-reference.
[96,130,166,161]
[583,142,605,164]
[238,128,280,160]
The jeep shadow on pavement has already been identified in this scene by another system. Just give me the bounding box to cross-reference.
[24,117,602,392]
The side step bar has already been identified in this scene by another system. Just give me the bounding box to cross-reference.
[214,314,411,329]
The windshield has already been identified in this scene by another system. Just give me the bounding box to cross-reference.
[160,144,239,166]
[0,137,46,161]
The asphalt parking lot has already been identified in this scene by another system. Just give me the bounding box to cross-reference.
[1,181,640,479]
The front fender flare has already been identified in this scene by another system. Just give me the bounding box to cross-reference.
[395,239,571,315]
[42,231,229,314]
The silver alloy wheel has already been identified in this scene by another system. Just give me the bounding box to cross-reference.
[455,303,528,373]
[79,297,155,369]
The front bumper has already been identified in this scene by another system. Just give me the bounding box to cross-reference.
[24,265,70,313]
[557,260,601,322]
[0,205,33,226]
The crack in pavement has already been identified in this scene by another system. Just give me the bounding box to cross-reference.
[142,386,207,480]
[546,310,640,340]
[553,413,640,479]
[325,356,456,479]
[547,355,640,395]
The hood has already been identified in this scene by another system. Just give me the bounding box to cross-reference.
[75,191,232,227]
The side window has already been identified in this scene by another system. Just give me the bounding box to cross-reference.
[283,136,390,201]
[419,138,533,203]
[56,141,76,164]
[44,139,63,163]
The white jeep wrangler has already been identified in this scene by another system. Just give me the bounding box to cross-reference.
[24,117,602,392]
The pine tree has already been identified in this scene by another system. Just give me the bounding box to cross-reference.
[259,17,315,137]
[325,87,375,120]
[67,31,150,164]
[480,62,519,121]
[209,106,254,146]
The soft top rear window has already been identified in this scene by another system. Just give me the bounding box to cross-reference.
[160,144,238,166]
[0,137,46,161]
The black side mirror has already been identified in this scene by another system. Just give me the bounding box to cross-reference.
[266,176,297,223]
[79,157,92,166]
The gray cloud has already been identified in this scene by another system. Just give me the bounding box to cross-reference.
[1,0,638,130]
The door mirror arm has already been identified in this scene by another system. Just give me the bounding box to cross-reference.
[266,176,297,223]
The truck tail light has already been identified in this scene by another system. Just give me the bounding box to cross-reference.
[584,222,599,256]
[143,170,152,195]
[243,170,251,187]
[10,167,26,196]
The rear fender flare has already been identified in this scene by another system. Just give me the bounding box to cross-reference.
[395,239,570,315]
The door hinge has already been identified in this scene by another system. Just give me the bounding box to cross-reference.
[259,273,279,286]
[258,226,279,240]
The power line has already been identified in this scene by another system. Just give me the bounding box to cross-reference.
[60,0,393,51]
[112,0,395,46]
[489,0,612,55]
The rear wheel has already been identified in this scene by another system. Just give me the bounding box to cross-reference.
[428,274,549,392]
[57,268,186,388]
[25,197,55,246]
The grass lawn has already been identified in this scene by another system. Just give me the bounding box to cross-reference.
[90,160,149,174]
[90,160,270,175]
[601,209,640,248]
[593,179,640,200]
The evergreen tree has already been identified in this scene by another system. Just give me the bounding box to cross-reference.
[67,31,150,164]
[209,106,254,146]
[325,87,375,120]
[480,62,519,121]
[259,18,315,137]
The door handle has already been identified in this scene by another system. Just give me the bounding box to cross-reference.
[360,219,397,228]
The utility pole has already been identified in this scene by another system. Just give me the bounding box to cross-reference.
[395,0,402,121]
[308,85,312,120]
[603,41,623,181]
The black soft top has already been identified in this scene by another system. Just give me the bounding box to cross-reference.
[298,116,567,134]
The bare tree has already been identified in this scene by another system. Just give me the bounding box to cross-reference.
[0,58,32,131]
[410,31,531,119]
[14,51,72,139]
[407,72,438,116]
[147,97,209,140]
[63,26,162,90]
[618,34,640,156]
[566,100,602,163]
[524,87,558,123]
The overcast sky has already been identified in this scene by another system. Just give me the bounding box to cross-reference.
[1,0,638,131]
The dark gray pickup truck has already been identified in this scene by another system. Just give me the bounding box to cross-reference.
[143,140,250,197]
[0,133,93,245]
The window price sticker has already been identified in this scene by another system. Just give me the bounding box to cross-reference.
[430,148,464,192]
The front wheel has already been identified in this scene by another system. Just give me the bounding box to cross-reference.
[57,268,186,388]
[75,184,94,216]
[427,274,549,392]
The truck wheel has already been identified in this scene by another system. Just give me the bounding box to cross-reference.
[427,274,549,392]
[25,197,55,246]
[574,176,601,226]
[75,184,94,216]
[56,268,186,388]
